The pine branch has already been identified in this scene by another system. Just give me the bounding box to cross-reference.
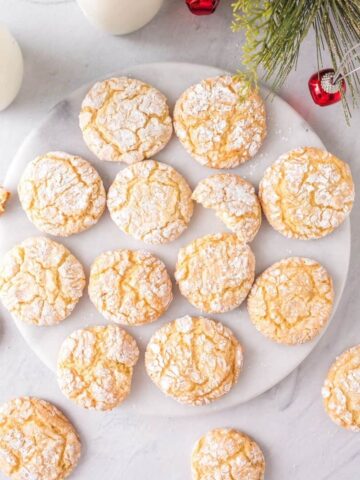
[231,0,360,121]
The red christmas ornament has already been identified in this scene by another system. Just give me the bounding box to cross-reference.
[186,0,220,15]
[308,69,346,107]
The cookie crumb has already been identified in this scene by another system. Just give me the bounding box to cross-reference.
[0,186,10,215]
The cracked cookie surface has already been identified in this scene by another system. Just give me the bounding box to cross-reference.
[0,187,10,215]
[322,345,360,431]
[247,257,334,345]
[0,397,81,480]
[57,324,139,411]
[89,249,173,326]
[191,428,265,480]
[175,233,255,313]
[107,160,194,244]
[145,316,243,406]
[18,152,106,237]
[192,174,261,243]
[79,76,172,164]
[259,147,355,239]
[0,237,85,326]
[173,75,266,169]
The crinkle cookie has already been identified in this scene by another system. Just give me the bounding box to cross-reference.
[107,160,194,244]
[0,397,81,480]
[145,316,243,406]
[0,186,10,215]
[79,76,172,164]
[88,249,173,326]
[174,75,266,169]
[0,236,85,326]
[57,324,139,411]
[259,147,355,239]
[18,152,106,237]
[247,257,334,345]
[192,174,262,243]
[322,345,360,431]
[175,233,255,313]
[192,428,265,480]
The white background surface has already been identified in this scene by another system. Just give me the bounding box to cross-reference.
[0,1,359,478]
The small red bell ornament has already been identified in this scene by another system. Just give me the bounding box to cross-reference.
[308,43,360,107]
[186,0,220,15]
[308,69,346,106]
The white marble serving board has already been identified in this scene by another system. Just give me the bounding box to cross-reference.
[0,62,350,417]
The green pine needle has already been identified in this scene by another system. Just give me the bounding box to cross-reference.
[231,0,360,121]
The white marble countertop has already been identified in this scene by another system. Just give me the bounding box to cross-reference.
[0,1,359,479]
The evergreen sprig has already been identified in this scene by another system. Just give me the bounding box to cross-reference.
[231,0,360,120]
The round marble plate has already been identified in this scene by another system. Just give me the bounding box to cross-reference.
[0,62,350,417]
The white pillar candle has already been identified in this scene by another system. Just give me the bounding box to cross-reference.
[77,0,164,35]
[0,26,23,111]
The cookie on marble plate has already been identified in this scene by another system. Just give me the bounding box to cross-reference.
[247,257,334,345]
[192,173,262,243]
[18,151,106,237]
[174,75,267,169]
[259,147,355,240]
[0,236,85,326]
[145,315,243,406]
[175,233,255,313]
[107,160,194,244]
[88,249,173,326]
[79,76,173,164]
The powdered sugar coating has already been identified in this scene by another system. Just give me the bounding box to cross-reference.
[18,152,106,237]
[79,77,172,164]
[57,325,139,411]
[192,428,265,480]
[0,237,85,326]
[259,147,355,239]
[88,249,173,326]
[175,233,255,313]
[247,257,334,345]
[107,160,194,244]
[192,174,262,243]
[322,345,360,431]
[0,397,81,480]
[145,316,243,406]
[174,75,267,169]
[0,186,10,215]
